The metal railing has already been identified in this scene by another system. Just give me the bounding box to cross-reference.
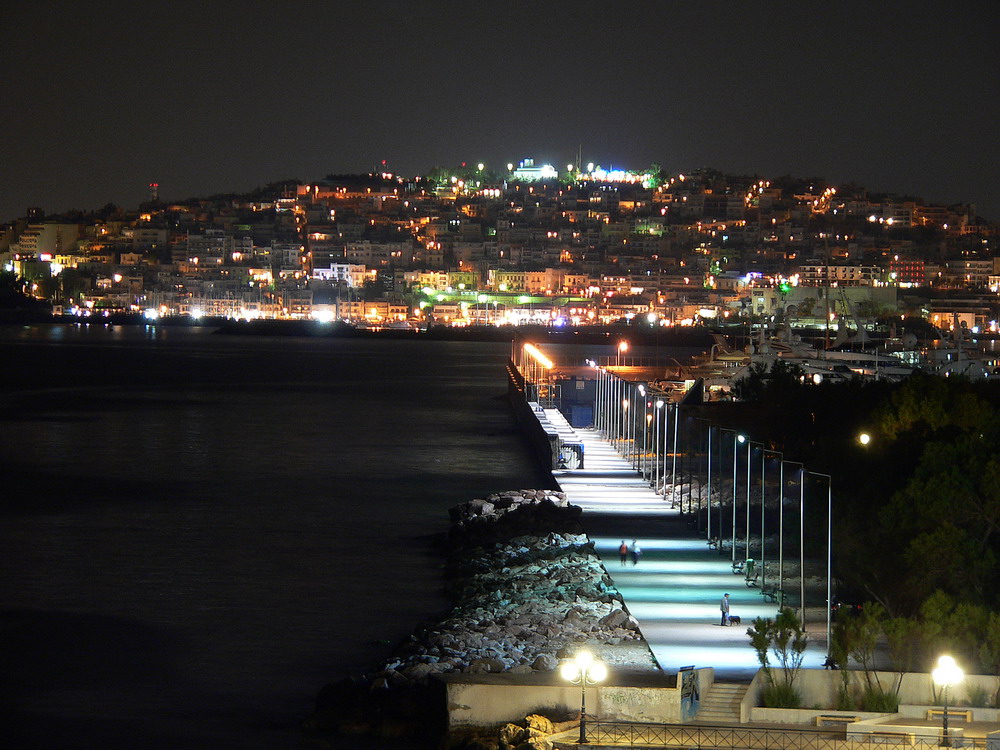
[583,720,989,749]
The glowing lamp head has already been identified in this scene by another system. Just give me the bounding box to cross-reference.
[858,432,871,446]
[932,655,963,688]
[737,434,746,444]
[560,661,581,681]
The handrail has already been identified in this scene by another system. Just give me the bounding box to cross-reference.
[584,719,988,749]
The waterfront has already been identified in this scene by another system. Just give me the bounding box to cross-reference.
[0,326,553,748]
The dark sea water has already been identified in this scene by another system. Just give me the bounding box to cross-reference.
[0,325,554,748]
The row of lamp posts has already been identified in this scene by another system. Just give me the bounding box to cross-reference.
[590,358,834,646]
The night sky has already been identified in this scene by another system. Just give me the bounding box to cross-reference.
[4,1,998,221]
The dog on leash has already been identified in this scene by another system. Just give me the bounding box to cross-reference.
[728,615,742,626]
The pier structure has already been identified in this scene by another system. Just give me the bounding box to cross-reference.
[508,343,835,680]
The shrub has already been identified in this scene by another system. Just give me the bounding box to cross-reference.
[965,683,990,708]
[836,683,855,711]
[861,686,899,713]
[760,682,801,709]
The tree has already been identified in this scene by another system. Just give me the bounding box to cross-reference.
[883,432,1000,605]
[747,608,808,707]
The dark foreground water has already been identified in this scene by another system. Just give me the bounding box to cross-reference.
[0,326,554,748]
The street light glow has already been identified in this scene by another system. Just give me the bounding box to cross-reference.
[858,432,871,446]
[523,343,553,370]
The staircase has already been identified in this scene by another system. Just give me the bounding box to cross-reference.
[696,682,747,724]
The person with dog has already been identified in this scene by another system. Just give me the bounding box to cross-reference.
[720,593,730,626]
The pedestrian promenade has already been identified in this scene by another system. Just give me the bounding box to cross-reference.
[547,408,830,681]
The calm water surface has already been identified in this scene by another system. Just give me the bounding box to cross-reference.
[0,325,553,748]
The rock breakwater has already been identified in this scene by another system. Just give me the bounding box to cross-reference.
[306,489,656,744]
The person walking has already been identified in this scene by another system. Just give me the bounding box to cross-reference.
[720,593,730,626]
[629,539,641,566]
[618,540,628,566]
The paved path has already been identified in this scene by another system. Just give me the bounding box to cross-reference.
[548,410,830,681]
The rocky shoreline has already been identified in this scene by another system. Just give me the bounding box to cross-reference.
[305,489,658,746]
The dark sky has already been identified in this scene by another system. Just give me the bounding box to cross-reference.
[4,1,998,221]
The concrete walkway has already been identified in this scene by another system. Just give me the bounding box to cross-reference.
[548,409,830,681]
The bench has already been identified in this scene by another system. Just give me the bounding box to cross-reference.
[732,560,745,574]
[815,714,859,727]
[868,731,915,745]
[927,708,973,722]
[708,536,719,550]
[761,587,780,603]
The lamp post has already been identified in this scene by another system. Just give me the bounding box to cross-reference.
[644,408,653,478]
[932,655,964,747]
[760,448,784,593]
[670,403,680,508]
[561,650,607,744]
[808,471,833,649]
[617,340,628,367]
[653,399,665,491]
[691,418,712,542]
[717,429,744,563]
[620,397,629,457]
[779,460,804,617]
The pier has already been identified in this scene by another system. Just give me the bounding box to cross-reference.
[508,345,835,680]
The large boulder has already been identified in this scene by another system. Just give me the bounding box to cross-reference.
[598,608,630,629]
[499,722,525,749]
[531,653,558,672]
[524,714,554,734]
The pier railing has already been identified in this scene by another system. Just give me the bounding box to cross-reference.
[582,720,989,749]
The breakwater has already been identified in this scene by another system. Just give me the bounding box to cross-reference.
[307,490,656,745]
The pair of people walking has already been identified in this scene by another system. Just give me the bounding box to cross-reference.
[618,540,641,566]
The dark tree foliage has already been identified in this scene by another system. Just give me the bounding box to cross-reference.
[718,365,1000,614]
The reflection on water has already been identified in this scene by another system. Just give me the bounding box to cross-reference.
[0,326,553,747]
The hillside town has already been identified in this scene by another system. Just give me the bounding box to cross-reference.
[3,160,998,334]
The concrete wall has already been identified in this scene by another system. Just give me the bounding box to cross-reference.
[747,668,1000,723]
[444,680,685,728]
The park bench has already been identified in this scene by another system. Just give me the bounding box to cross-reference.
[732,559,745,574]
[708,536,719,550]
[926,708,973,722]
[761,587,780,603]
[815,714,859,727]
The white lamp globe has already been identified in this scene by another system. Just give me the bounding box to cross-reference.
[560,662,581,682]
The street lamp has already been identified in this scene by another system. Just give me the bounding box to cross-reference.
[734,433,746,565]
[932,655,964,747]
[617,340,629,366]
[653,400,665,491]
[858,432,871,446]
[561,650,607,744]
